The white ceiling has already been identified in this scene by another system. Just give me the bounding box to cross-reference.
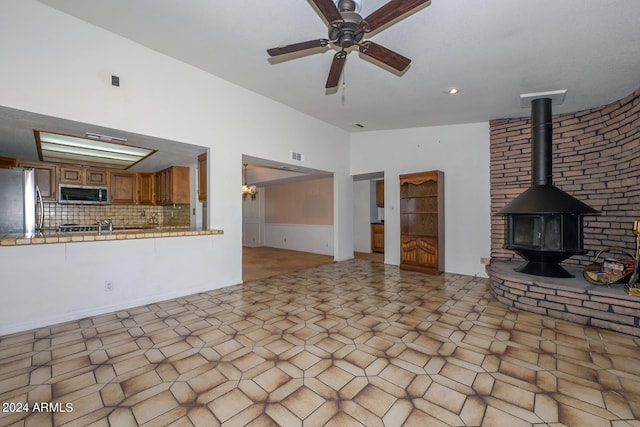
[2,0,639,179]
[34,0,640,131]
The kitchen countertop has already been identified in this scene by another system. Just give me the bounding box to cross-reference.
[0,226,224,246]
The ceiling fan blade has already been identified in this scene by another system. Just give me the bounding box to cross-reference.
[310,0,343,25]
[326,51,347,89]
[359,41,411,72]
[267,39,329,57]
[362,0,430,33]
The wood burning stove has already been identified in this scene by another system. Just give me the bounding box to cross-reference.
[499,97,598,278]
[505,213,583,277]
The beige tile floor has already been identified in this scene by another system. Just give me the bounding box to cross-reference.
[1,259,639,426]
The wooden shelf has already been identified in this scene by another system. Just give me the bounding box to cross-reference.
[400,170,444,275]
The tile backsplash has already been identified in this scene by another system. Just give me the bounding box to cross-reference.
[42,203,190,229]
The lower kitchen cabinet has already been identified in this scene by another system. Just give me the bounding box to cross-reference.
[371,223,384,253]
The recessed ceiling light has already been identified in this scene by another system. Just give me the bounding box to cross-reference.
[34,130,156,170]
[443,87,459,95]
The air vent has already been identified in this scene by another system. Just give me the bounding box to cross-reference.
[291,151,305,162]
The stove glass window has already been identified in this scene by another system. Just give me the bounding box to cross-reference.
[542,215,561,250]
[513,216,540,247]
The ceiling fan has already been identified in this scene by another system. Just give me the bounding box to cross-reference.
[267,0,430,89]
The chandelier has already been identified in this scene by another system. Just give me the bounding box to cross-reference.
[242,163,257,200]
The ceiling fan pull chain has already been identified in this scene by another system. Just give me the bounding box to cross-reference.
[342,63,347,105]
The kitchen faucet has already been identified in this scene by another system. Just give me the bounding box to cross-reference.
[97,218,113,234]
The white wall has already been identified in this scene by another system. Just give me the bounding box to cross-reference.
[264,224,334,255]
[0,1,352,333]
[350,123,491,277]
[0,236,225,335]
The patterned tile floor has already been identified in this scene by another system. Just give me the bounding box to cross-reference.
[1,259,639,426]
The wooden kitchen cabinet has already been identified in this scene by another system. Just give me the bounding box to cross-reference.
[371,223,385,253]
[155,166,190,205]
[137,173,155,205]
[85,168,108,186]
[197,152,207,202]
[59,165,108,186]
[59,166,83,184]
[18,161,57,201]
[0,156,17,169]
[399,170,444,274]
[110,171,137,205]
[375,180,384,208]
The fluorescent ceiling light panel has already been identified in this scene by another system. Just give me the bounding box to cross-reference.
[34,130,155,169]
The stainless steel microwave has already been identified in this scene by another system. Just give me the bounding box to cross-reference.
[59,184,109,204]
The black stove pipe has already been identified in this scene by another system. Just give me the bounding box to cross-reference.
[531,97,553,186]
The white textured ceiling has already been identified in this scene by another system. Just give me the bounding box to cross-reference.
[33,0,640,131]
[2,0,639,177]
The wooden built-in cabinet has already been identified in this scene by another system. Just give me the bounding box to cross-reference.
[59,165,108,186]
[156,166,190,205]
[137,173,155,205]
[0,156,17,169]
[399,170,444,275]
[18,161,57,201]
[11,159,191,206]
[371,223,385,253]
[197,153,207,202]
[109,171,137,205]
[375,180,384,207]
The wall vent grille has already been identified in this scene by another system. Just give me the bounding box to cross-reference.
[291,151,305,161]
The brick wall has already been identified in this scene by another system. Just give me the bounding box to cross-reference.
[489,262,640,337]
[490,88,640,267]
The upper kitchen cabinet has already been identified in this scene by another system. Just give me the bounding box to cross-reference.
[18,161,57,201]
[137,173,155,205]
[0,156,17,169]
[110,171,137,205]
[197,153,207,202]
[86,168,108,186]
[59,165,108,186]
[156,166,190,205]
[375,180,384,208]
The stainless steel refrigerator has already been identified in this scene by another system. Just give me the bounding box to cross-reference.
[0,168,40,235]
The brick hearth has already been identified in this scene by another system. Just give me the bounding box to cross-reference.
[489,261,640,337]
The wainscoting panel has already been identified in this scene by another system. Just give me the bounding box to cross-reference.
[264,223,334,255]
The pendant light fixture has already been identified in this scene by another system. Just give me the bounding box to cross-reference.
[242,163,258,200]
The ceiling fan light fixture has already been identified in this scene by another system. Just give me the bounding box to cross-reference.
[336,0,362,13]
[267,0,430,90]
